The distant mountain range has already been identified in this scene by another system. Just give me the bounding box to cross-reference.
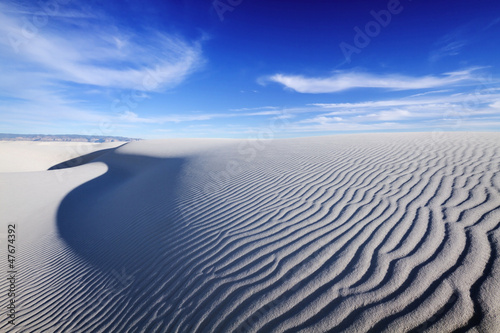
[0,133,141,142]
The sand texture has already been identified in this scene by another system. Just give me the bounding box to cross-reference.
[1,132,500,332]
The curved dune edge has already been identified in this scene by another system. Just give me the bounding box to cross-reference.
[0,141,123,172]
[1,132,500,332]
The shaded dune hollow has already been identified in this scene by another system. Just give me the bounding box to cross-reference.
[1,132,500,332]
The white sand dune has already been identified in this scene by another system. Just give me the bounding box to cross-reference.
[1,132,500,332]
[0,141,124,173]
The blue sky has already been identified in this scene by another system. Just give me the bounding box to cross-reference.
[0,0,499,139]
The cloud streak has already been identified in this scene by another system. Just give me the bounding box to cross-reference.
[429,29,468,62]
[288,87,500,132]
[0,2,204,92]
[264,69,479,93]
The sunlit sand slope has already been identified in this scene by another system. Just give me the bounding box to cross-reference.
[1,132,499,332]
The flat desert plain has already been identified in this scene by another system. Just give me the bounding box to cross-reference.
[1,132,500,332]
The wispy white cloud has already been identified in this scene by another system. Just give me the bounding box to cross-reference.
[484,17,500,30]
[156,84,499,138]
[251,86,500,134]
[0,1,98,19]
[118,111,215,124]
[0,7,204,91]
[137,87,500,138]
[311,88,499,110]
[0,1,205,135]
[134,108,289,123]
[429,41,466,62]
[264,69,479,93]
[229,106,279,112]
[407,89,452,98]
[0,1,205,126]
[299,116,343,124]
[429,27,470,62]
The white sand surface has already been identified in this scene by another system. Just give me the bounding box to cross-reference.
[0,132,499,332]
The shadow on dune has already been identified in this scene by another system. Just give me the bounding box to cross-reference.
[48,145,124,170]
[56,151,187,275]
